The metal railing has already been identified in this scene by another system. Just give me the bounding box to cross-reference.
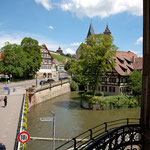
[14,94,25,150]
[55,118,141,150]
[36,79,70,92]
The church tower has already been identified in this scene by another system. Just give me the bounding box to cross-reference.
[103,24,111,35]
[87,23,95,38]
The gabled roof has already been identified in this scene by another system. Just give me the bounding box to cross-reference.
[87,23,95,38]
[41,43,48,50]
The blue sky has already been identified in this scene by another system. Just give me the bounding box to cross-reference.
[0,0,143,56]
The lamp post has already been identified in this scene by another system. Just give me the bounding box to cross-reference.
[51,111,55,150]
[40,111,55,150]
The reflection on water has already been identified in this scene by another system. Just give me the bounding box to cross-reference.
[27,91,140,150]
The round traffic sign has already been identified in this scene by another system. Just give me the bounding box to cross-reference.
[18,131,30,143]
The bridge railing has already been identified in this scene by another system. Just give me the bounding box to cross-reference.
[55,118,140,150]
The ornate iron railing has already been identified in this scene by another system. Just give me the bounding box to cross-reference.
[55,118,142,150]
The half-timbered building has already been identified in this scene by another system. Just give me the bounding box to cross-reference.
[78,23,143,95]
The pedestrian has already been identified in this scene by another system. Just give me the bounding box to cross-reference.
[3,96,7,107]
[0,143,6,150]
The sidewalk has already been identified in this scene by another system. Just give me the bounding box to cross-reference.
[0,88,26,150]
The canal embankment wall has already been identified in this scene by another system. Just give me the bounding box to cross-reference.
[27,79,71,110]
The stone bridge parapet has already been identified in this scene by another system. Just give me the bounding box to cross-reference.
[27,79,71,110]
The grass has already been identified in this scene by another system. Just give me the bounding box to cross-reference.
[51,53,72,63]
[51,53,67,63]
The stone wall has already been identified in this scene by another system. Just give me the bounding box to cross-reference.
[28,82,70,110]
[36,83,70,104]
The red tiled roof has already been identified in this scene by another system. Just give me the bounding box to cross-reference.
[103,25,111,35]
[133,57,143,70]
[115,51,138,76]
[40,43,48,50]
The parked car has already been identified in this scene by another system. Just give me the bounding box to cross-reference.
[59,77,69,80]
[47,78,55,83]
[40,80,47,85]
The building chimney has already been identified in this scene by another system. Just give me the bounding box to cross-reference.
[132,56,135,63]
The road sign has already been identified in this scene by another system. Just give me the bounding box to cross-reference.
[40,117,53,121]
[18,131,30,143]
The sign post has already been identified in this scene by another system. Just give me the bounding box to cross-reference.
[40,111,55,150]
[18,131,30,150]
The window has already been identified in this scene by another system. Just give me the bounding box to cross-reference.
[102,86,107,92]
[44,59,47,63]
[109,87,115,92]
[47,60,51,63]
[120,65,127,73]
[118,58,124,64]
[109,78,116,83]
[48,66,51,69]
[101,77,107,82]
[120,78,127,83]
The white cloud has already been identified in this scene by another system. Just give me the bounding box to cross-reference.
[64,48,75,54]
[70,42,81,46]
[61,0,143,18]
[34,0,52,10]
[0,32,59,50]
[135,37,143,45]
[0,34,22,48]
[128,49,142,57]
[48,25,54,30]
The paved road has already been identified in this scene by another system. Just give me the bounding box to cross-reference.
[0,79,35,150]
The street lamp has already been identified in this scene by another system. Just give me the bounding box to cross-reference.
[40,111,55,150]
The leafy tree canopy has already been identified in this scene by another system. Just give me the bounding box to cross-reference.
[128,69,142,96]
[70,34,117,96]
[64,59,76,71]
[1,43,27,78]
[21,37,42,77]
[1,37,42,79]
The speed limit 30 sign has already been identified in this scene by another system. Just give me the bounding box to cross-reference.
[18,131,30,143]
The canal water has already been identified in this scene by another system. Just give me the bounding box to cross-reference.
[27,91,140,150]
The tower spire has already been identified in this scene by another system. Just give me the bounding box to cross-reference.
[87,22,95,38]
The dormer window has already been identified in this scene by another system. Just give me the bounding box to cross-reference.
[118,57,124,64]
[120,65,127,73]
[125,58,132,65]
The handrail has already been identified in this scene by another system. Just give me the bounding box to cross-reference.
[36,79,70,92]
[55,118,140,150]
[14,94,25,150]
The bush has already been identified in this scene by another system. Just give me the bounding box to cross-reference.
[23,116,27,123]
[22,122,27,130]
[81,94,140,110]
[70,80,79,91]
[24,110,27,117]
[96,92,104,96]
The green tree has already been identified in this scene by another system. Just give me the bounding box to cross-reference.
[1,43,27,78]
[21,37,42,77]
[65,59,76,71]
[128,70,142,96]
[69,60,87,90]
[72,34,117,96]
